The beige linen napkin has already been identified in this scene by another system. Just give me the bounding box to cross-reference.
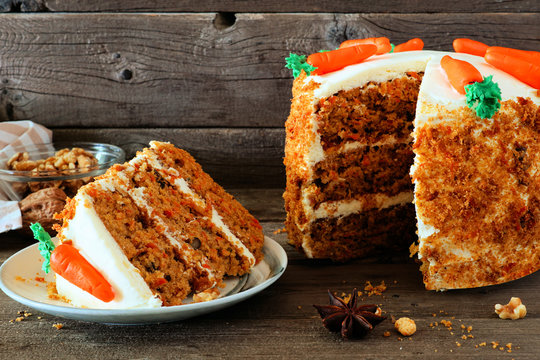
[0,121,52,232]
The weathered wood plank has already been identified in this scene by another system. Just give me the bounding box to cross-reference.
[53,128,286,188]
[0,219,539,359]
[2,0,538,13]
[0,13,538,128]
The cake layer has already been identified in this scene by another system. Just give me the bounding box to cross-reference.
[316,74,421,150]
[309,143,414,207]
[290,203,416,261]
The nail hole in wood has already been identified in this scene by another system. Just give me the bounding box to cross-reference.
[213,12,236,30]
[120,69,133,81]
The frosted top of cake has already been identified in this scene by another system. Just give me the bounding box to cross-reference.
[306,50,539,111]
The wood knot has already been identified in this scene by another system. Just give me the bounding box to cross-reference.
[213,12,236,30]
[119,69,133,81]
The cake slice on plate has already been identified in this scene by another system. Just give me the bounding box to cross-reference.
[49,141,264,308]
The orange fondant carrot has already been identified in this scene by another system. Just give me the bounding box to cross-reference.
[485,49,540,89]
[453,38,489,57]
[307,44,377,75]
[440,55,483,94]
[339,37,392,55]
[393,38,424,53]
[51,244,115,302]
[486,46,540,64]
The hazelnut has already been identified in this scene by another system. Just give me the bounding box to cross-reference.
[495,297,527,320]
[395,317,416,336]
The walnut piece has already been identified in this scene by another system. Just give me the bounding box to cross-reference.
[8,147,97,173]
[395,317,416,336]
[495,297,527,320]
[19,187,67,235]
[6,147,98,198]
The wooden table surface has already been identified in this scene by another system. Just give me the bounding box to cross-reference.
[0,188,538,359]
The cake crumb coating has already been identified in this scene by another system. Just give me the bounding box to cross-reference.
[413,99,539,289]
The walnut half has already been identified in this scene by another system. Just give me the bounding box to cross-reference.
[18,187,67,236]
[495,297,527,320]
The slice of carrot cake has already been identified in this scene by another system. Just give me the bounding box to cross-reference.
[51,141,264,308]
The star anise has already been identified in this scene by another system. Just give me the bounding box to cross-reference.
[313,289,386,339]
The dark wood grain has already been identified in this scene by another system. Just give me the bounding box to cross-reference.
[53,128,286,188]
[0,189,538,359]
[2,0,538,13]
[0,13,538,128]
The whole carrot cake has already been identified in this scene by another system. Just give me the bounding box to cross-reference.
[284,40,539,290]
[52,141,264,308]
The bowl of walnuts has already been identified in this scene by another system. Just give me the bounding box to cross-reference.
[0,142,125,234]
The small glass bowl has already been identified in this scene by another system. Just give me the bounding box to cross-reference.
[0,142,125,201]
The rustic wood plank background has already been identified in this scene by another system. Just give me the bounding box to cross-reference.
[0,2,538,187]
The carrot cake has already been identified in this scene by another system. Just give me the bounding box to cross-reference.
[52,141,264,308]
[284,46,539,289]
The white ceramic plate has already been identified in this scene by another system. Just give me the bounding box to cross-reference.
[0,236,287,325]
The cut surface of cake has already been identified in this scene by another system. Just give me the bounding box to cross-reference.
[284,49,539,289]
[54,141,264,308]
[284,51,432,261]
